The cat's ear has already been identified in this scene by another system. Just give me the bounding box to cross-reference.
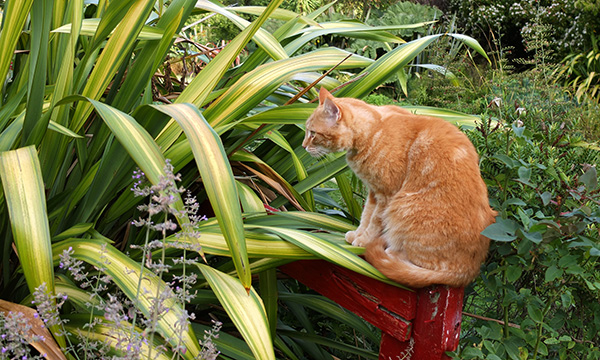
[318,87,334,105]
[322,97,340,125]
[319,88,340,125]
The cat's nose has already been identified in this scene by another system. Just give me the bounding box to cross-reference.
[301,138,309,149]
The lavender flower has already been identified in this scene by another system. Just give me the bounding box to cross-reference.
[0,311,44,360]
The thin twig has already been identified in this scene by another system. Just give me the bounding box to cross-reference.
[462,311,521,328]
[227,53,356,157]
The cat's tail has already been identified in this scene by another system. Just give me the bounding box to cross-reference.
[364,238,476,288]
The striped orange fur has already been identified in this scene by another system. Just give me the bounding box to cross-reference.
[303,88,496,288]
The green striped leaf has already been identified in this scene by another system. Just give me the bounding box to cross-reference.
[228,6,318,25]
[151,103,251,291]
[402,105,488,129]
[284,21,434,55]
[53,239,201,359]
[87,99,164,183]
[0,146,63,343]
[237,181,266,213]
[0,146,54,295]
[52,18,165,40]
[197,264,275,360]
[244,212,356,233]
[254,226,406,287]
[337,34,489,99]
[169,230,317,259]
[203,48,372,127]
[240,103,317,125]
[0,0,35,95]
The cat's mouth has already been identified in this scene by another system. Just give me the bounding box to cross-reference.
[305,146,329,158]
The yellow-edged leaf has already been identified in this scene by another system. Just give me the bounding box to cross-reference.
[53,239,202,359]
[197,264,275,360]
[151,103,252,290]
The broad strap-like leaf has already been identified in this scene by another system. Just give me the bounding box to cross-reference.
[253,226,406,288]
[337,33,489,99]
[402,105,489,129]
[0,0,35,97]
[0,146,64,344]
[151,103,252,291]
[203,48,372,127]
[53,239,202,359]
[52,18,165,40]
[284,21,435,55]
[0,146,54,295]
[197,264,276,360]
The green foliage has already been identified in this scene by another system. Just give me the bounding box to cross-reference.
[312,1,440,60]
[447,0,600,62]
[554,34,600,104]
[455,112,600,359]
[0,0,488,358]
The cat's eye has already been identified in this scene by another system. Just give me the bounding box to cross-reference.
[309,130,316,138]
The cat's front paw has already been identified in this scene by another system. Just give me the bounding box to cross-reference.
[349,235,372,248]
[345,231,358,245]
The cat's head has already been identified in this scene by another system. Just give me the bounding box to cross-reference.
[302,88,352,157]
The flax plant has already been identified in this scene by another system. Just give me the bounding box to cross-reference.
[0,0,489,357]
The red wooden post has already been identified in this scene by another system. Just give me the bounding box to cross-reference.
[279,260,464,360]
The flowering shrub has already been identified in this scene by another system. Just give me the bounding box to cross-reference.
[447,0,598,60]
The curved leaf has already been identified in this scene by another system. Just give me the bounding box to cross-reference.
[53,239,202,359]
[197,264,275,360]
[151,103,251,291]
[337,33,488,99]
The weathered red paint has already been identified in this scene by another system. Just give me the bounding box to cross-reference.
[279,260,464,360]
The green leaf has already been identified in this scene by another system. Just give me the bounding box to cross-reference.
[481,218,518,242]
[401,106,488,128]
[518,166,531,183]
[527,304,543,323]
[544,265,563,283]
[152,103,251,290]
[54,239,201,359]
[197,264,275,360]
[0,0,35,92]
[52,18,165,40]
[0,146,62,344]
[579,166,598,190]
[540,191,552,206]
[506,265,522,282]
[0,146,54,295]
[255,226,406,288]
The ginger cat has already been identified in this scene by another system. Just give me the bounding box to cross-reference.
[302,88,496,288]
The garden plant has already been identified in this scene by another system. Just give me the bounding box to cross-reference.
[0,0,598,359]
